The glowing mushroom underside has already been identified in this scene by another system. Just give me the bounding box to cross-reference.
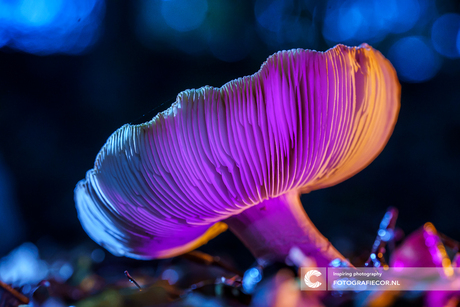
[75,44,400,266]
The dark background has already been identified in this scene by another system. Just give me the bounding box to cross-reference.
[0,0,459,274]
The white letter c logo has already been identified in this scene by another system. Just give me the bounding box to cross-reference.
[304,270,322,288]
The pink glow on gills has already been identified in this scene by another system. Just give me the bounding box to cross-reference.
[75,44,400,261]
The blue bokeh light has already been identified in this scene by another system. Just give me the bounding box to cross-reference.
[388,36,441,83]
[242,267,263,293]
[255,0,292,34]
[91,248,106,263]
[162,268,180,285]
[18,0,63,27]
[385,0,420,34]
[161,0,208,32]
[58,263,74,281]
[323,0,421,45]
[324,0,378,44]
[379,211,392,229]
[138,0,251,60]
[337,3,364,41]
[254,0,316,48]
[432,13,460,59]
[330,258,342,267]
[136,0,208,55]
[49,260,74,282]
[0,0,105,55]
[136,0,171,49]
[0,243,48,286]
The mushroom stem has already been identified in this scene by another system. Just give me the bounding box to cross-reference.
[225,190,348,267]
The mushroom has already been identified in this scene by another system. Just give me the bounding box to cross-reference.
[75,44,400,267]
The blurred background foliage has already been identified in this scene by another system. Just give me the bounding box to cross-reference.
[0,0,459,305]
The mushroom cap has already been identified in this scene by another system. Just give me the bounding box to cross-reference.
[75,44,400,259]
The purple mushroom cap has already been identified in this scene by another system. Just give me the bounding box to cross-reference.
[75,44,400,262]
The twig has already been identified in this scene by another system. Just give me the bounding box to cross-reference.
[124,270,142,291]
[0,280,29,304]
